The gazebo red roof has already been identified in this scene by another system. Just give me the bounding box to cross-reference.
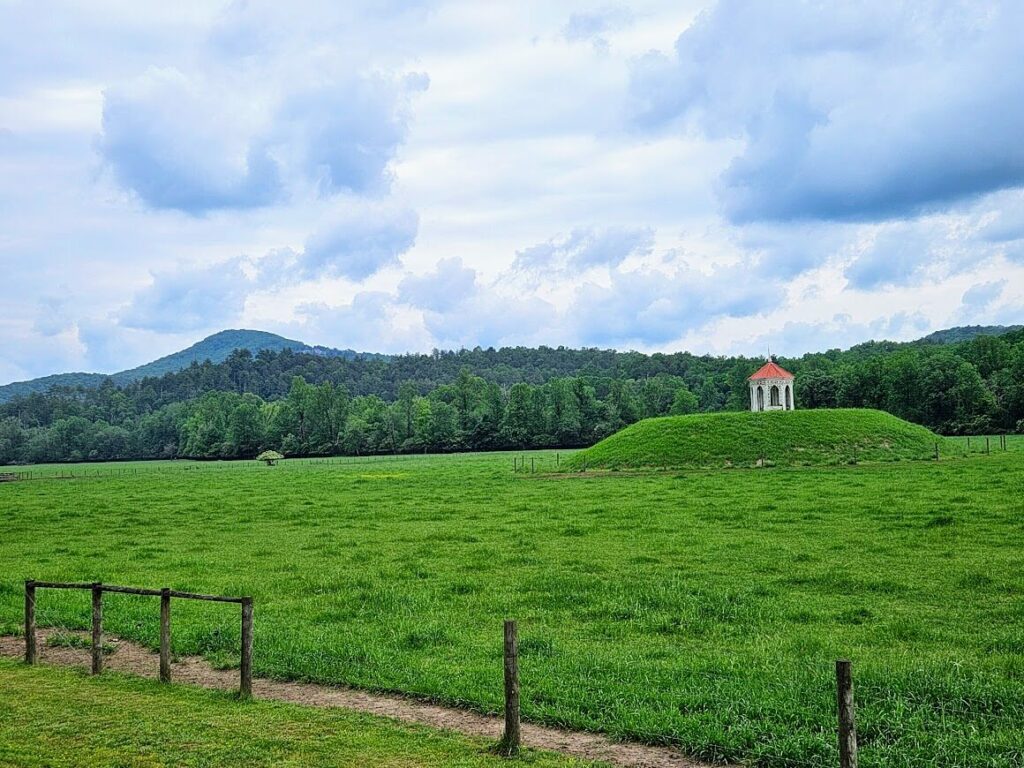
[748,361,794,381]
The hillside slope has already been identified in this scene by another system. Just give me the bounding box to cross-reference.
[111,329,306,382]
[567,409,960,470]
[919,325,1022,344]
[0,330,373,403]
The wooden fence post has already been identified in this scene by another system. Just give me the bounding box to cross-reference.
[24,580,36,665]
[836,660,858,768]
[91,583,103,675]
[986,437,990,455]
[240,597,253,698]
[934,441,939,460]
[159,588,171,683]
[500,619,521,755]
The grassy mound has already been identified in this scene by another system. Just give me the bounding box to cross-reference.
[567,409,961,470]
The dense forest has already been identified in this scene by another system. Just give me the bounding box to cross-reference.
[1,328,1023,464]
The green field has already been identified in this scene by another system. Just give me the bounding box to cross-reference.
[0,659,590,767]
[2,443,1024,767]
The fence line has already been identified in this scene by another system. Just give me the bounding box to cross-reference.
[19,594,1020,766]
[24,579,252,697]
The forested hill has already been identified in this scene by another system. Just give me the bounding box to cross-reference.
[0,329,378,403]
[1,327,1022,464]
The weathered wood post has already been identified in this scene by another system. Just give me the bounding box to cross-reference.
[531,457,535,473]
[240,597,253,698]
[91,583,103,675]
[986,437,991,455]
[967,436,971,449]
[159,588,171,683]
[500,619,521,755]
[24,580,36,665]
[836,660,858,768]
[556,452,560,467]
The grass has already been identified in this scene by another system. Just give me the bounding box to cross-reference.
[1,446,1024,766]
[0,659,593,767]
[565,409,962,471]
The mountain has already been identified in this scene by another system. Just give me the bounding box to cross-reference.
[917,325,1022,345]
[0,329,377,403]
[112,329,307,381]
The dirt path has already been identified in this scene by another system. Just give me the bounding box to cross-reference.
[0,631,723,768]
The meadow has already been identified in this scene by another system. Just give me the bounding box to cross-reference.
[1,441,1023,767]
[0,659,591,767]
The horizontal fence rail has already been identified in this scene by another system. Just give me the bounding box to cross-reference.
[19,585,970,766]
[24,580,253,697]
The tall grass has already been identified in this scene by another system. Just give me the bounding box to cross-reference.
[2,448,1023,766]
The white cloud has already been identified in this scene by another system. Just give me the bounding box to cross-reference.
[2,0,1024,384]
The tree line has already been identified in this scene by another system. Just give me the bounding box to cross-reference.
[1,329,1022,464]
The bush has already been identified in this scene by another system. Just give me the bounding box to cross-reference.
[256,450,284,466]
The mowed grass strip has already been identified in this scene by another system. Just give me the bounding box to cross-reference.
[2,449,1023,766]
[0,659,594,767]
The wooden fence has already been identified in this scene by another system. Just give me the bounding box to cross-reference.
[24,580,253,697]
[19,587,868,764]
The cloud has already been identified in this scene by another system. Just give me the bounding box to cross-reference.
[33,295,76,337]
[960,280,1006,312]
[562,7,633,53]
[421,292,559,350]
[570,263,778,346]
[120,258,251,332]
[99,68,283,214]
[398,257,476,312]
[292,291,428,352]
[300,203,419,281]
[630,1,1024,223]
[99,64,426,214]
[843,228,935,290]
[282,73,428,196]
[513,226,654,273]
[746,312,932,357]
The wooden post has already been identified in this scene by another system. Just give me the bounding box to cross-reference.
[934,441,939,461]
[967,436,971,449]
[531,457,535,473]
[24,580,36,665]
[836,660,858,768]
[500,619,521,755]
[159,588,171,683]
[240,597,253,698]
[556,452,560,466]
[986,437,990,455]
[91,583,103,675]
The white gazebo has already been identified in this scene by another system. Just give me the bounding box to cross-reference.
[748,360,795,412]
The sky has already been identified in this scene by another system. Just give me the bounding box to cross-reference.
[1,0,1023,383]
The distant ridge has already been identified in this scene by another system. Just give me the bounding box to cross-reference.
[0,330,380,403]
[1,323,1020,404]
[917,325,1022,345]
